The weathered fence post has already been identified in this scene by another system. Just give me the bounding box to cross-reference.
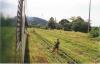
[16,0,27,63]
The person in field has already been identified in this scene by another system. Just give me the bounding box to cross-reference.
[52,39,60,53]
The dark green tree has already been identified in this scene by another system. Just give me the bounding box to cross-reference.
[90,27,99,37]
[71,16,90,32]
[59,19,69,26]
[48,17,56,29]
[1,15,14,26]
[59,19,71,31]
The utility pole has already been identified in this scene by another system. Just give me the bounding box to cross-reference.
[88,0,91,32]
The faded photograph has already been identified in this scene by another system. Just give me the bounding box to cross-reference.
[0,0,100,63]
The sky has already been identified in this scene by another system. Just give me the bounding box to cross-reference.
[0,0,100,26]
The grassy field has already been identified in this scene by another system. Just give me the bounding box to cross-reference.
[27,28,100,63]
[0,27,16,63]
[0,27,100,63]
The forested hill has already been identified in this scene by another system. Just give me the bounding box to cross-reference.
[27,17,48,27]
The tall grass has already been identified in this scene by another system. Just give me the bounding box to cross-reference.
[0,27,16,63]
[28,28,100,63]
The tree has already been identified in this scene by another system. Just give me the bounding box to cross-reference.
[71,16,90,32]
[59,19,71,31]
[48,17,56,29]
[55,23,62,29]
[63,22,71,31]
[59,19,69,26]
[1,14,15,27]
[90,27,99,37]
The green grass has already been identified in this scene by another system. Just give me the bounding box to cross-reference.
[27,28,100,63]
[0,27,16,63]
[1,27,99,63]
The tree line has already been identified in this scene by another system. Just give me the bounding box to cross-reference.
[1,14,99,38]
[48,16,91,33]
[48,16,100,38]
[1,15,16,27]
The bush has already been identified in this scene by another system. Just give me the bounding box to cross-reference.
[90,27,99,37]
[71,17,90,33]
[59,19,71,31]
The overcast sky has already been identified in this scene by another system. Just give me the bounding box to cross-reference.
[0,0,100,26]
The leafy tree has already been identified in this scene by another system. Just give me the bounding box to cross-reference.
[63,22,72,31]
[59,19,71,31]
[48,17,56,29]
[1,15,14,26]
[90,27,99,37]
[71,16,90,32]
[59,19,69,26]
[1,15,6,26]
[55,23,62,29]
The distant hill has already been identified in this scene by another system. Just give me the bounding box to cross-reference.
[1,16,48,27]
[27,17,48,27]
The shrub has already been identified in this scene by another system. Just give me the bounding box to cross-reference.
[90,27,99,37]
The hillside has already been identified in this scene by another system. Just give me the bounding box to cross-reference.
[27,17,48,27]
[1,16,48,27]
[26,28,100,63]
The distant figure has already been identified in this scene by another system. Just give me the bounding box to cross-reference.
[52,39,60,53]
